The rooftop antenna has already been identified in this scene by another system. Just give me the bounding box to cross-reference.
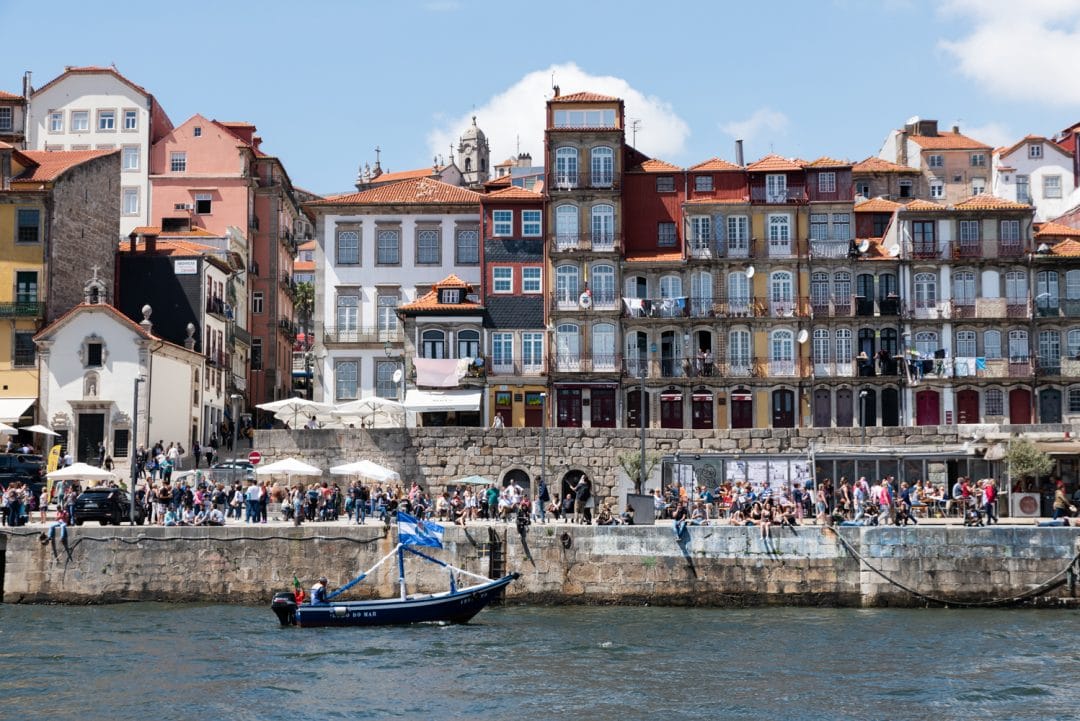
[630,119,641,147]
[516,134,520,156]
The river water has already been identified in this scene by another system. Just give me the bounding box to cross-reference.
[1,603,1078,721]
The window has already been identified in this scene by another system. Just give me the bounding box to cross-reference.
[1029,144,1043,159]
[13,331,35,367]
[984,330,1002,360]
[810,272,829,307]
[986,389,1004,416]
[899,179,913,198]
[457,329,480,359]
[555,265,580,304]
[373,228,398,265]
[522,266,541,294]
[86,342,103,367]
[416,228,440,264]
[492,210,513,236]
[873,214,890,237]
[422,330,446,359]
[251,338,263,370]
[770,329,795,368]
[555,324,581,367]
[552,109,616,128]
[48,112,63,132]
[170,152,187,172]
[193,126,202,137]
[523,332,544,371]
[912,220,936,247]
[856,180,871,198]
[818,172,836,193]
[377,293,398,337]
[1016,175,1031,204]
[954,270,976,304]
[927,154,943,168]
[1039,330,1061,369]
[440,289,461,304]
[336,293,359,331]
[592,264,615,306]
[1008,329,1029,361]
[591,147,614,187]
[833,271,852,301]
[1044,175,1062,199]
[123,110,137,131]
[15,271,37,304]
[1000,220,1020,243]
[835,328,852,363]
[195,193,212,214]
[727,271,751,310]
[0,107,10,132]
[929,179,944,199]
[554,147,578,187]
[522,210,541,237]
[915,331,939,357]
[252,292,264,315]
[1070,329,1080,359]
[959,220,980,243]
[768,214,791,254]
[97,109,115,131]
[555,204,578,246]
[810,213,828,241]
[727,216,749,254]
[956,330,977,357]
[813,329,831,364]
[971,178,986,195]
[658,221,677,247]
[455,228,479,264]
[122,188,139,216]
[694,175,713,192]
[493,267,513,293]
[71,110,89,132]
[590,204,615,247]
[765,174,788,201]
[336,230,360,265]
[689,216,711,249]
[335,361,358,400]
[592,323,615,369]
[376,361,398,399]
[16,208,40,243]
[970,153,986,167]
[914,272,937,308]
[655,175,675,193]
[492,333,514,370]
[1005,270,1028,302]
[728,329,751,369]
[121,146,139,171]
[770,271,794,315]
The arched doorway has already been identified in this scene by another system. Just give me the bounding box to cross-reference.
[626,389,649,428]
[502,468,532,496]
[881,387,900,426]
[859,388,877,427]
[660,391,683,428]
[916,389,940,426]
[1009,388,1032,424]
[731,390,753,429]
[956,389,980,424]
[813,388,831,427]
[1039,388,1062,424]
[836,388,854,426]
[772,389,795,428]
[691,390,713,429]
[560,469,590,505]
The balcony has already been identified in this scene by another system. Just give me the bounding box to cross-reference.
[322,325,404,344]
[809,238,854,259]
[686,239,755,260]
[907,241,942,260]
[0,301,44,318]
[550,353,619,373]
[205,350,228,367]
[997,240,1025,258]
[551,232,622,253]
[486,356,546,376]
[813,361,856,378]
[228,324,251,347]
[952,241,982,259]
[622,356,808,380]
[205,295,227,318]
[750,186,807,203]
[551,291,620,313]
[903,303,950,320]
[547,170,620,192]
[811,297,854,318]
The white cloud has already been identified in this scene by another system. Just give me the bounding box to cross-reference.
[427,63,690,168]
[940,0,1080,105]
[957,121,1014,149]
[718,107,790,144]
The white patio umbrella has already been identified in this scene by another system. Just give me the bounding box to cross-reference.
[256,398,335,427]
[332,397,405,428]
[20,424,59,437]
[0,422,18,435]
[452,475,495,486]
[47,462,118,483]
[329,459,399,483]
[254,457,322,478]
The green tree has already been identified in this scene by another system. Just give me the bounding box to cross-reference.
[293,281,315,342]
[617,451,661,494]
[1006,439,1054,482]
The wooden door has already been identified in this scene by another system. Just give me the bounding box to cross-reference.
[590,388,616,428]
[731,393,753,429]
[915,389,940,426]
[956,389,980,424]
[1039,388,1062,424]
[1009,388,1031,424]
[772,389,795,428]
[813,389,832,427]
[836,388,854,426]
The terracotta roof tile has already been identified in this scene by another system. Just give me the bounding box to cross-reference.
[33,66,151,99]
[854,197,903,213]
[860,237,898,261]
[364,167,439,184]
[399,274,482,312]
[294,260,315,272]
[550,91,619,103]
[13,149,115,182]
[128,226,220,238]
[0,90,21,100]
[852,156,920,174]
[803,156,851,169]
[484,174,514,188]
[1050,238,1080,257]
[746,154,802,172]
[907,130,990,151]
[624,251,684,263]
[435,273,471,289]
[307,177,482,206]
[1036,221,1080,239]
[684,197,750,205]
[902,199,949,212]
[34,302,200,358]
[689,157,741,171]
[486,186,544,200]
[632,158,682,173]
[953,194,1031,211]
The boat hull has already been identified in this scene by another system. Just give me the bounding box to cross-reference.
[277,574,518,628]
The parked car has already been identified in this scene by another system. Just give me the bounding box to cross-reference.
[73,486,145,525]
[0,453,45,496]
[210,461,256,482]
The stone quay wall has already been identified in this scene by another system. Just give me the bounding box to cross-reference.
[3,525,1078,608]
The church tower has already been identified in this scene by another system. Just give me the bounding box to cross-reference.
[457,116,490,187]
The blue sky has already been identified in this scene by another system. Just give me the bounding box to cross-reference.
[3,0,1079,195]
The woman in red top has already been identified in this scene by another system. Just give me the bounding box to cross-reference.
[982,479,997,525]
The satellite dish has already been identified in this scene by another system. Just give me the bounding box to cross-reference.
[392,369,403,383]
[797,329,809,344]
[887,244,901,257]
[858,239,871,253]
[746,265,756,279]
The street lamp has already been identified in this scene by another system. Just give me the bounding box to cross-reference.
[860,389,869,447]
[129,376,145,524]
[639,366,647,494]
[230,393,243,483]
[539,392,547,501]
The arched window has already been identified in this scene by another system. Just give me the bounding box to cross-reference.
[591,263,615,306]
[592,322,615,370]
[955,330,977,357]
[555,147,578,187]
[1005,270,1028,302]
[812,329,830,365]
[770,329,795,375]
[833,271,852,302]
[811,272,830,308]
[915,331,938,356]
[457,329,480,359]
[422,329,446,359]
[835,328,852,364]
[728,271,750,313]
[624,275,647,300]
[1037,270,1060,313]
[690,271,712,316]
[555,265,580,305]
[1067,328,1080,359]
[590,204,615,248]
[984,329,1002,360]
[770,271,794,316]
[556,323,581,371]
[728,328,751,373]
[953,270,976,305]
[659,275,683,318]
[555,204,579,248]
[590,146,614,187]
[914,272,937,308]
[984,388,1004,417]
[1008,329,1029,361]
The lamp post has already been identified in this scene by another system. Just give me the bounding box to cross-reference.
[860,389,869,447]
[129,376,145,525]
[229,393,242,483]
[538,392,547,504]
[639,366,647,494]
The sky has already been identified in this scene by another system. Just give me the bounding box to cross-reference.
[3,0,1080,195]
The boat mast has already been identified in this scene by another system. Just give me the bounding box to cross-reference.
[398,546,407,600]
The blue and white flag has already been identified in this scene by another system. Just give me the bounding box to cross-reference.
[397,511,444,548]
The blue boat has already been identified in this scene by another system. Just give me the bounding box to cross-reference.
[271,513,518,628]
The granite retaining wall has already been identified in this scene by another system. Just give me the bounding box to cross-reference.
[3,525,1078,608]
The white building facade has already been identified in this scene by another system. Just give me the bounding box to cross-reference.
[27,66,173,237]
[992,136,1078,222]
[307,178,482,407]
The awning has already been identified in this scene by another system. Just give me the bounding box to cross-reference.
[0,397,35,423]
[692,393,713,401]
[1033,440,1080,455]
[661,393,683,401]
[404,389,482,413]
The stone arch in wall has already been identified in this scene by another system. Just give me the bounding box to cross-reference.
[560,467,591,502]
[500,467,532,495]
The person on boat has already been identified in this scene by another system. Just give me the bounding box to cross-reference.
[310,577,329,604]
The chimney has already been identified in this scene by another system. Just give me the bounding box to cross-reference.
[897,130,909,167]
[952,125,960,135]
[22,70,31,100]
[0,146,10,190]
[553,85,560,98]
[735,139,744,167]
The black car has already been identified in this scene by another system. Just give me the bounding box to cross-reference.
[73,487,145,525]
[0,453,45,496]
